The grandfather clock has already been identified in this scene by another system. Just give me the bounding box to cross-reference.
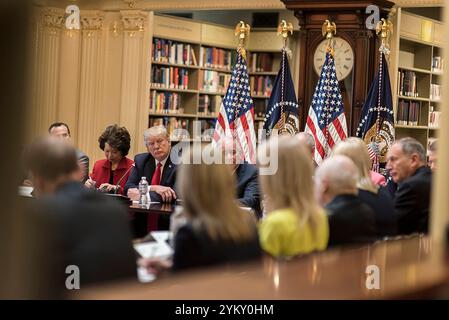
[281,0,394,135]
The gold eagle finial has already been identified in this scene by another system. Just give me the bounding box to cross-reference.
[376,18,393,55]
[235,21,250,46]
[322,20,336,39]
[277,20,294,44]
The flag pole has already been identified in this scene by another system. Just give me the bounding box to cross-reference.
[232,21,250,160]
[321,20,337,157]
[373,17,393,172]
[235,21,250,59]
[277,20,294,134]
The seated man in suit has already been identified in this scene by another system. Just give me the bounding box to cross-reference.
[48,122,89,183]
[386,137,432,234]
[222,137,261,215]
[427,139,437,172]
[25,137,136,294]
[125,125,177,203]
[315,155,377,247]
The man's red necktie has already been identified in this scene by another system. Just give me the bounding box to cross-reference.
[151,162,162,185]
[147,162,162,232]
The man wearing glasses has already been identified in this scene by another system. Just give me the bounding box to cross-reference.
[125,125,177,203]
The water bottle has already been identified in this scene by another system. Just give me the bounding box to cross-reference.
[138,176,150,206]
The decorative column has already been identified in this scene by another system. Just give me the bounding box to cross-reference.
[77,11,105,161]
[430,4,449,247]
[119,10,152,155]
[57,18,82,143]
[30,7,64,138]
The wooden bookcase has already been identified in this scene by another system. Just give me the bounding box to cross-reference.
[391,9,444,150]
[149,14,298,142]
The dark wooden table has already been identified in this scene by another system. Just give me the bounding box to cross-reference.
[76,235,449,299]
[129,203,176,238]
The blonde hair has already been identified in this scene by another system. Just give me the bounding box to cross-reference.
[332,137,378,193]
[258,136,323,237]
[178,147,255,242]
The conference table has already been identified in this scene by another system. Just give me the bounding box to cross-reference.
[128,202,176,238]
[76,235,449,299]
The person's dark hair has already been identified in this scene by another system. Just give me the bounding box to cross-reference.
[25,137,79,181]
[98,124,131,157]
[48,122,71,135]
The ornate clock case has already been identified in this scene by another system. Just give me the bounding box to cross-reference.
[281,0,394,135]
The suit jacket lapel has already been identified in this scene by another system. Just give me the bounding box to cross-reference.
[144,154,156,182]
[161,156,173,185]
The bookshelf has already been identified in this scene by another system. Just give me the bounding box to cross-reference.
[149,14,298,142]
[392,9,444,149]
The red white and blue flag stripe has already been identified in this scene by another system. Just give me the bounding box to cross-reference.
[213,49,256,164]
[305,51,348,165]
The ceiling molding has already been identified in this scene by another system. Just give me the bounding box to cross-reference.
[34,0,286,10]
[393,0,443,7]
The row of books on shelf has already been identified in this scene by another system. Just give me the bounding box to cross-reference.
[430,84,442,101]
[200,70,231,93]
[254,99,268,118]
[432,56,444,73]
[248,53,275,72]
[250,75,274,97]
[429,106,441,129]
[397,100,421,126]
[149,117,216,141]
[149,91,184,114]
[198,95,222,116]
[151,66,190,90]
[397,70,418,97]
[152,38,197,66]
[199,47,236,71]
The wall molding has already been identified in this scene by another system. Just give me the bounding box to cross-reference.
[121,10,147,36]
[41,7,65,31]
[394,0,443,7]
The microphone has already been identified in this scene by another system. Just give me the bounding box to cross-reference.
[114,163,135,194]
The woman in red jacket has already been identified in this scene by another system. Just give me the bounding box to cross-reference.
[85,125,134,195]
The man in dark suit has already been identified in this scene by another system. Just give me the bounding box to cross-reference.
[125,125,177,203]
[235,163,261,215]
[25,137,136,294]
[48,122,89,183]
[315,155,377,247]
[221,136,261,215]
[386,137,432,234]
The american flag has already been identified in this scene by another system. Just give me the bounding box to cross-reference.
[356,52,395,173]
[212,49,257,163]
[305,50,348,165]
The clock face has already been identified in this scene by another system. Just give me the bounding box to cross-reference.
[313,37,354,81]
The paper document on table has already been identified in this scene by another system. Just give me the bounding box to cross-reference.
[137,267,156,283]
[18,186,33,197]
[134,241,173,259]
[150,231,172,243]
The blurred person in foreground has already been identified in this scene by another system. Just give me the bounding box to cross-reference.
[125,125,177,203]
[84,124,134,195]
[386,137,432,234]
[139,146,261,275]
[333,138,396,237]
[257,136,328,257]
[25,137,136,294]
[315,155,377,247]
